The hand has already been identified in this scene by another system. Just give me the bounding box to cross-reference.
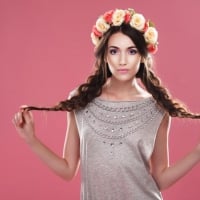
[13,106,36,144]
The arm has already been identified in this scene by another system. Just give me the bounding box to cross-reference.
[13,109,80,181]
[150,113,200,190]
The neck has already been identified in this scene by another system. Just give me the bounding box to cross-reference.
[102,77,149,100]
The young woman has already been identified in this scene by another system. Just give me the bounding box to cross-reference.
[13,8,200,200]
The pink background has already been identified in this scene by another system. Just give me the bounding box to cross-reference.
[1,0,200,199]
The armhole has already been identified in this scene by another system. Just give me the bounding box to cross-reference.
[157,106,168,132]
[149,108,169,162]
[73,109,83,137]
[67,88,81,135]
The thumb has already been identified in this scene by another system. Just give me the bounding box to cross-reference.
[22,109,33,123]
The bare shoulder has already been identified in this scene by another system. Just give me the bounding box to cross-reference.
[68,87,79,99]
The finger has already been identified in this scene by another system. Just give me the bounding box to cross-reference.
[12,114,18,125]
[18,112,25,124]
[22,109,33,122]
[12,112,23,127]
[17,112,25,125]
[20,105,29,111]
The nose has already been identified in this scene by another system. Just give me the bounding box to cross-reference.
[119,52,127,66]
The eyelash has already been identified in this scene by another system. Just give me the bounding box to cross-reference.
[129,49,138,55]
[109,49,118,55]
[109,49,138,55]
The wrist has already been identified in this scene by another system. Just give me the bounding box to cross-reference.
[25,134,38,146]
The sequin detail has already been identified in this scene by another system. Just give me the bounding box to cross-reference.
[83,97,162,140]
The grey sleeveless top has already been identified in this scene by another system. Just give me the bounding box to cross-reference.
[74,96,165,200]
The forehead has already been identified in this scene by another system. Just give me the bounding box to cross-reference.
[108,32,135,47]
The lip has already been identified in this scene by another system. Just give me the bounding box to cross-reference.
[117,68,129,73]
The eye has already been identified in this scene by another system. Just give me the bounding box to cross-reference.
[109,48,118,55]
[128,48,138,55]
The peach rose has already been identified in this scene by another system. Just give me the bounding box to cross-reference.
[95,17,110,33]
[130,13,146,31]
[144,27,158,44]
[112,9,126,26]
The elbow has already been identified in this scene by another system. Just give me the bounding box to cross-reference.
[153,174,174,191]
[156,180,171,191]
[57,169,78,181]
[61,173,76,181]
[59,161,80,181]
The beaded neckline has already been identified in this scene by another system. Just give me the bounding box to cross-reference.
[80,96,161,140]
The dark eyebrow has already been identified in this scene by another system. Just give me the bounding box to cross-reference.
[108,46,118,49]
[108,46,137,49]
[128,46,137,49]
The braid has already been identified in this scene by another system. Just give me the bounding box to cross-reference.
[26,61,107,112]
[137,63,200,119]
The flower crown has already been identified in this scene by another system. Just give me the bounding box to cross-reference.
[91,8,158,54]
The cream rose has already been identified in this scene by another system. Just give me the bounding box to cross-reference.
[95,17,110,33]
[112,9,126,26]
[144,27,158,44]
[130,13,146,31]
[91,32,100,46]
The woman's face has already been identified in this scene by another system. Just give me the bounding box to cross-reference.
[106,32,142,83]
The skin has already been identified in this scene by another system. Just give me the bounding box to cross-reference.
[102,32,150,101]
[13,108,80,180]
[13,32,200,190]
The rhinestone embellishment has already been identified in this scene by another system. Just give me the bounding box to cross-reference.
[82,97,162,140]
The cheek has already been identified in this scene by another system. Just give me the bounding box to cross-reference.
[135,60,141,70]
[130,57,141,69]
[106,61,117,76]
[107,63,115,74]
[106,56,116,68]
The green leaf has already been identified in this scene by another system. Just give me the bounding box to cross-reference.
[149,20,155,27]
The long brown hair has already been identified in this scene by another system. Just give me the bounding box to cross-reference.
[27,23,200,119]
